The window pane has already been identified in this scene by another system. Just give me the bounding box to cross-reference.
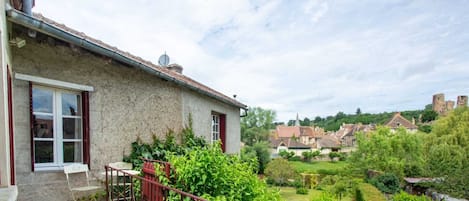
[35,141,54,163]
[33,115,54,138]
[62,93,81,116]
[33,88,53,113]
[63,142,82,163]
[63,118,82,139]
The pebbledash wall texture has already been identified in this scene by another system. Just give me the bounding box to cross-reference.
[11,35,241,200]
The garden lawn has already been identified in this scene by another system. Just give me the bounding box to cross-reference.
[290,161,348,173]
[275,187,353,201]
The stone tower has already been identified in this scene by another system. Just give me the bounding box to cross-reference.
[445,100,455,113]
[432,93,445,115]
[457,95,468,107]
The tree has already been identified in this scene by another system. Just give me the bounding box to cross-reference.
[349,127,425,178]
[302,150,320,162]
[302,117,311,126]
[241,107,276,145]
[424,107,469,198]
[356,108,362,115]
[421,110,438,122]
[241,142,271,174]
[265,158,298,186]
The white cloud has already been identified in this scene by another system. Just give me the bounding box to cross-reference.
[34,0,469,122]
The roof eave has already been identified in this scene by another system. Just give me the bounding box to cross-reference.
[7,9,247,109]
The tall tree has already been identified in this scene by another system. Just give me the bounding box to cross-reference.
[241,107,276,145]
[356,107,362,115]
[425,107,469,198]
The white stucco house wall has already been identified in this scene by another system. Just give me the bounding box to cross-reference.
[0,2,246,200]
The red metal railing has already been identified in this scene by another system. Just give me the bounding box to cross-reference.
[105,160,207,201]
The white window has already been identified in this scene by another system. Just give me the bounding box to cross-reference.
[32,85,83,170]
[211,114,220,143]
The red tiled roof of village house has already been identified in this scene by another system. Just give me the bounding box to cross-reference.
[276,125,301,138]
[385,112,418,129]
[276,125,324,138]
[270,137,311,148]
[28,13,246,109]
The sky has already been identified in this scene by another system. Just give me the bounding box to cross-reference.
[34,0,469,122]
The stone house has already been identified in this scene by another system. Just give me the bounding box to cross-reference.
[333,123,375,147]
[0,2,246,201]
[385,112,418,132]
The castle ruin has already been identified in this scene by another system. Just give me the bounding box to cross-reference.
[432,93,468,116]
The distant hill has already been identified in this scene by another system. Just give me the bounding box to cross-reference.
[287,109,427,132]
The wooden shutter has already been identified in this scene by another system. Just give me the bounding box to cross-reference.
[220,114,226,152]
[7,66,15,184]
[81,91,90,167]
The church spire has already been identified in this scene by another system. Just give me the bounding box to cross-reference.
[295,113,300,126]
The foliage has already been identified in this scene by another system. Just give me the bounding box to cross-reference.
[76,190,107,201]
[279,150,295,160]
[305,109,425,132]
[240,146,260,173]
[349,126,425,178]
[169,143,280,201]
[241,107,276,145]
[265,158,299,186]
[123,118,207,168]
[302,150,320,162]
[368,173,400,194]
[417,124,432,133]
[356,183,386,201]
[290,155,302,161]
[241,141,271,174]
[424,107,469,198]
[289,161,348,174]
[296,187,309,195]
[421,110,438,123]
[392,191,430,201]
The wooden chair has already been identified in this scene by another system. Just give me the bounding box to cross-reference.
[64,164,101,201]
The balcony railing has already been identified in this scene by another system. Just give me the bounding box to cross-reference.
[104,160,207,201]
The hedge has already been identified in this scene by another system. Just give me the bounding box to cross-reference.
[356,183,386,201]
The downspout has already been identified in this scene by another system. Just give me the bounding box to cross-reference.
[22,0,36,37]
[240,108,248,117]
[6,8,247,110]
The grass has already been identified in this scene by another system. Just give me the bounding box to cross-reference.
[274,187,353,201]
[289,161,349,173]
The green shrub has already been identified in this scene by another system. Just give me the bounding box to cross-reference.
[316,169,339,175]
[169,143,280,201]
[356,183,386,201]
[279,150,295,160]
[296,187,309,195]
[290,155,302,161]
[392,191,430,201]
[265,158,298,186]
[368,173,400,194]
[302,150,320,162]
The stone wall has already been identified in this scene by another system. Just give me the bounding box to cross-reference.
[182,90,241,154]
[12,36,184,200]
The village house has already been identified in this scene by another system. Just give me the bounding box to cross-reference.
[269,118,343,156]
[385,112,418,132]
[0,1,246,201]
[332,123,375,147]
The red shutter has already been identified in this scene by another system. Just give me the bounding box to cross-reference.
[29,82,34,171]
[81,91,90,167]
[7,66,15,184]
[220,114,226,152]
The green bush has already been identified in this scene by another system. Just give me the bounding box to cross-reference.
[368,173,400,194]
[265,158,298,186]
[316,169,339,175]
[302,150,320,162]
[311,191,336,201]
[356,183,386,201]
[169,143,280,201]
[290,155,302,161]
[392,191,430,201]
[279,150,295,160]
[296,187,309,195]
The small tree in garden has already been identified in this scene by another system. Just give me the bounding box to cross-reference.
[265,158,298,186]
[302,150,320,162]
[279,150,295,160]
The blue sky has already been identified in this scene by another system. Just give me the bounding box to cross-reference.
[34,0,469,122]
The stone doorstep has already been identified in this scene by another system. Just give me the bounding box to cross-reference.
[0,186,18,201]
